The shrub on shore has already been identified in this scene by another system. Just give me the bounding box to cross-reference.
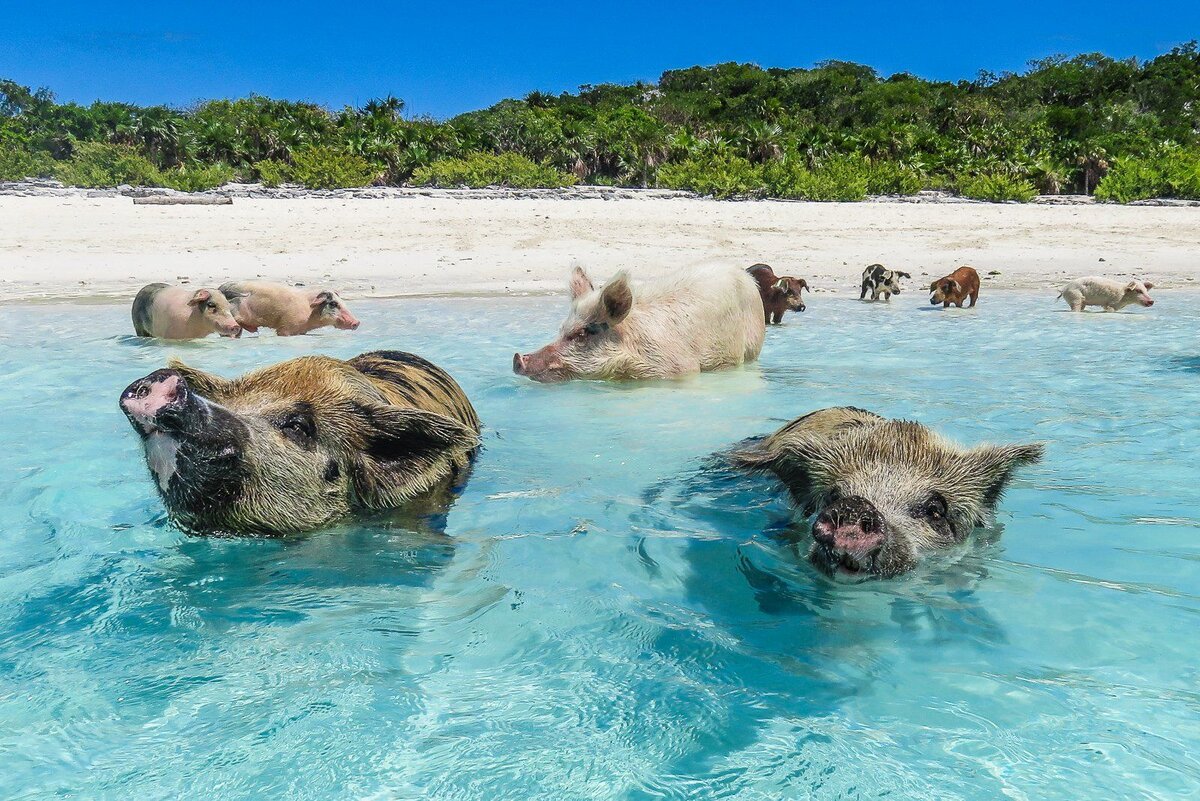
[288,145,377,189]
[254,160,291,187]
[53,143,161,188]
[1094,149,1200,202]
[0,144,55,182]
[865,161,925,196]
[158,163,235,192]
[762,157,869,201]
[656,153,762,198]
[412,152,577,188]
[957,173,1039,203]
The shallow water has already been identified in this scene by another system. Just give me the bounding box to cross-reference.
[1,293,1198,800]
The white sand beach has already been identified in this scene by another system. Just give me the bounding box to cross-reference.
[1,192,1196,302]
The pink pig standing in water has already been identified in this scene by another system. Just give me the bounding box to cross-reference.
[513,265,766,382]
[219,280,361,336]
[131,283,242,339]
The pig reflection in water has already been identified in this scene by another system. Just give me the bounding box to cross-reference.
[514,264,766,382]
[119,351,480,535]
[735,408,1042,580]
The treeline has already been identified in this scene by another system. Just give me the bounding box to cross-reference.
[3,44,1200,202]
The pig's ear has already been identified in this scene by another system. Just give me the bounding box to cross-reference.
[968,442,1044,509]
[187,289,212,306]
[568,266,594,299]
[350,405,479,508]
[311,290,335,307]
[166,358,232,398]
[799,279,809,293]
[731,436,826,508]
[1143,281,1155,290]
[600,272,633,324]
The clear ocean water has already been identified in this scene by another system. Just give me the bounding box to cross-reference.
[1,293,1198,800]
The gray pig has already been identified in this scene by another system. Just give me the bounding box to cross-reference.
[131,283,242,339]
[735,407,1043,579]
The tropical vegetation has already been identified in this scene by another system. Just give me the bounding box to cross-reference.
[3,43,1199,201]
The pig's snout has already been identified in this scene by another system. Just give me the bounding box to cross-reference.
[336,313,361,331]
[513,348,568,382]
[1142,297,1155,307]
[813,496,885,555]
[121,370,192,432]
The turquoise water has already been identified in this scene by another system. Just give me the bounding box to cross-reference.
[1,294,1198,800]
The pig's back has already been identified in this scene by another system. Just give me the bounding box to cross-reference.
[131,283,169,337]
[636,266,765,371]
[349,350,481,435]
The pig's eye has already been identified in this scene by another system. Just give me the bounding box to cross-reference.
[277,413,316,447]
[583,322,609,336]
[922,494,948,520]
[206,302,218,311]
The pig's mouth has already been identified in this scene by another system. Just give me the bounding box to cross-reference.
[1140,298,1154,307]
[810,542,880,580]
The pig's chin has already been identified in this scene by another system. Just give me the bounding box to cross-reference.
[808,543,912,582]
[809,543,877,581]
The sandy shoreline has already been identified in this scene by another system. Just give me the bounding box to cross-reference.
[1,191,1197,302]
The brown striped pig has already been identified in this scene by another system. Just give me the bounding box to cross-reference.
[513,265,766,382]
[219,280,360,336]
[131,283,242,339]
[735,407,1042,580]
[120,351,480,534]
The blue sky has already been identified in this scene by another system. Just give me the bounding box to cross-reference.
[5,1,1199,119]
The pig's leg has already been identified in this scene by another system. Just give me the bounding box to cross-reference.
[968,290,978,307]
[860,281,869,300]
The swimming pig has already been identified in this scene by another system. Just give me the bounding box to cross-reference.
[747,263,810,324]
[219,280,360,335]
[929,265,981,308]
[734,407,1042,579]
[513,265,765,382]
[860,264,911,301]
[120,351,481,534]
[131,284,242,339]
[1057,276,1155,312]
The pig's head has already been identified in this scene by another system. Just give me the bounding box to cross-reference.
[119,355,477,534]
[189,289,242,337]
[885,270,911,295]
[736,408,1043,580]
[1123,280,1155,307]
[513,266,635,382]
[929,278,959,305]
[775,277,809,312]
[311,290,361,330]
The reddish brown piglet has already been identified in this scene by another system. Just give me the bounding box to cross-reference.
[929,266,981,308]
[746,263,810,324]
